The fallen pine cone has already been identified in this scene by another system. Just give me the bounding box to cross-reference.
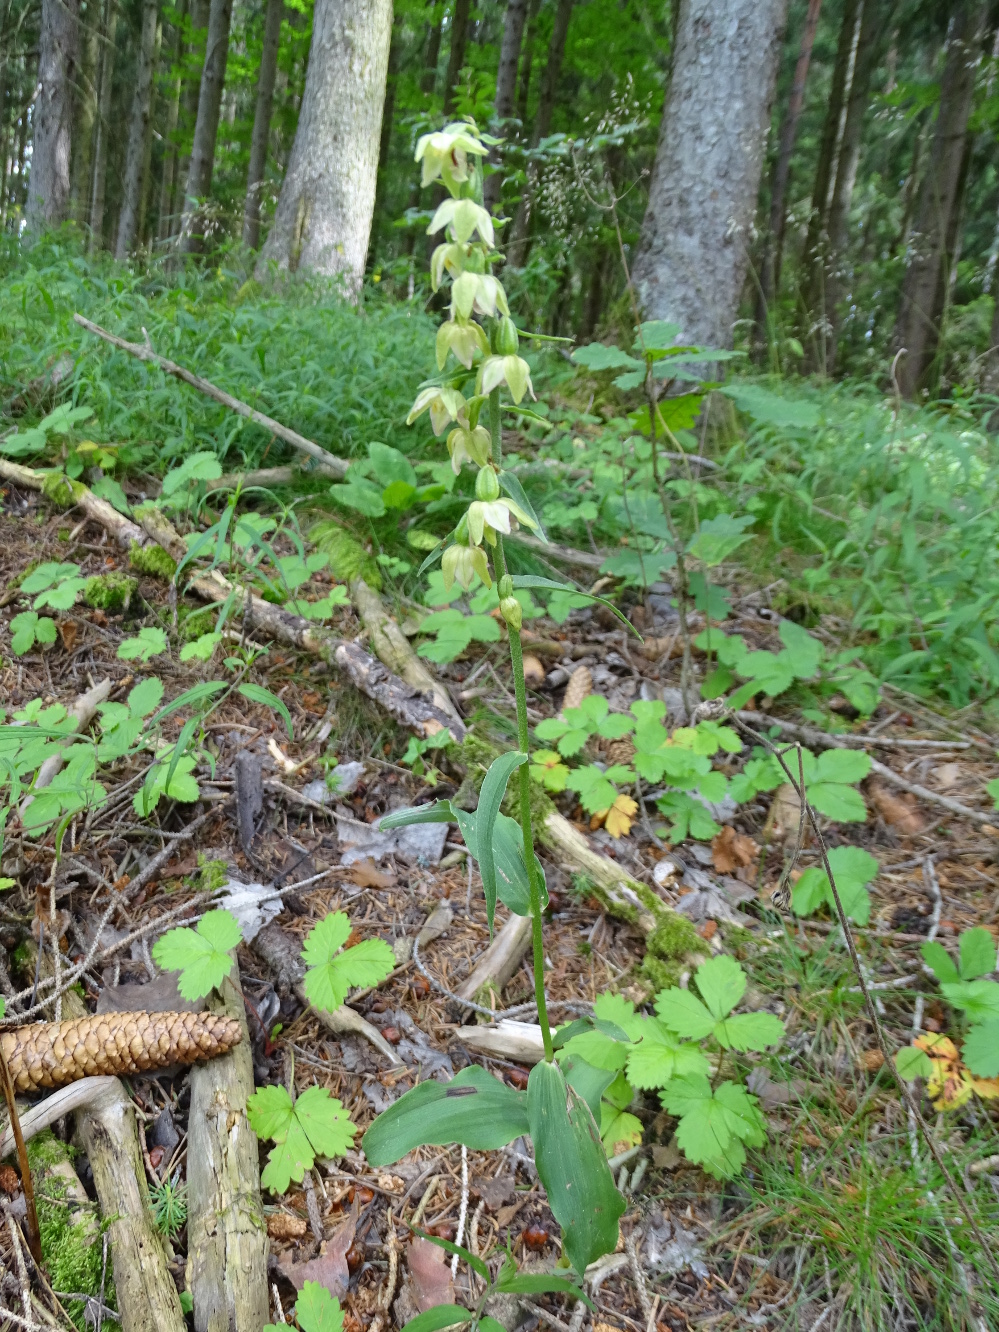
[1,1010,242,1092]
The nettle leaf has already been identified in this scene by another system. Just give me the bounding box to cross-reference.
[301,911,395,1012]
[962,1021,999,1078]
[247,1084,357,1193]
[152,908,242,1000]
[791,846,879,925]
[118,626,168,662]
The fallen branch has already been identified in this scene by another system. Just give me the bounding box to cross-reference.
[73,315,348,477]
[208,464,342,491]
[457,1019,545,1064]
[457,915,533,1008]
[334,641,466,743]
[19,677,112,820]
[186,959,269,1332]
[0,1076,122,1158]
[737,711,996,829]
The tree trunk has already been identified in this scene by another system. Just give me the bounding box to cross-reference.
[754,0,822,349]
[242,0,283,248]
[257,0,391,288]
[893,1,987,397]
[88,0,117,251]
[178,0,234,252]
[515,0,541,125]
[157,0,187,242]
[632,0,788,349]
[71,0,100,228]
[442,0,471,116]
[484,0,528,210]
[173,0,210,236]
[137,18,162,245]
[116,0,160,258]
[422,2,443,94]
[799,0,861,344]
[822,0,890,372]
[508,0,574,264]
[27,0,80,229]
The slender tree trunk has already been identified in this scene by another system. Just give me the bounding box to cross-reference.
[515,0,541,125]
[484,0,528,210]
[71,0,100,227]
[508,0,574,263]
[799,0,860,344]
[27,0,80,229]
[893,1,987,397]
[822,0,891,372]
[242,0,282,248]
[88,0,116,251]
[754,0,822,348]
[178,0,234,252]
[137,18,162,244]
[442,0,471,116]
[116,0,159,258]
[422,3,443,94]
[632,0,789,349]
[257,0,392,289]
[174,0,210,232]
[157,1,186,242]
[0,0,10,221]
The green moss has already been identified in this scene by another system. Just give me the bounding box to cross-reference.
[83,572,138,612]
[641,953,684,992]
[41,473,86,509]
[177,605,215,641]
[129,540,177,580]
[647,912,700,961]
[309,520,382,589]
[197,853,229,893]
[28,1131,111,1331]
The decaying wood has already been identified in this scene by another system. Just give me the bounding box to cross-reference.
[456,1018,545,1064]
[19,677,113,821]
[334,641,466,743]
[208,463,343,491]
[185,960,269,1332]
[539,813,658,934]
[457,914,533,1006]
[0,1076,122,1157]
[74,314,349,477]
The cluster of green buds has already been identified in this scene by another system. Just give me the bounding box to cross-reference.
[406,121,538,599]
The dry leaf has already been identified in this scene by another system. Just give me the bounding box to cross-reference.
[710,826,758,874]
[932,762,962,790]
[562,666,592,712]
[268,1213,308,1241]
[522,653,545,687]
[407,1236,454,1311]
[857,1049,884,1072]
[280,1199,358,1298]
[349,859,396,889]
[763,784,805,841]
[57,620,78,653]
[604,794,638,839]
[868,782,923,834]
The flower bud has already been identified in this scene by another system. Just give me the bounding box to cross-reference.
[499,596,523,631]
[454,512,469,545]
[475,466,500,501]
[498,574,513,598]
[493,316,519,357]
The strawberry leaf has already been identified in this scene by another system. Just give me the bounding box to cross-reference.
[301,911,395,1012]
[151,908,242,1000]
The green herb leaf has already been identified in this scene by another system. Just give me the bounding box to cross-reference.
[247,1084,357,1193]
[301,911,395,1012]
[151,908,242,1000]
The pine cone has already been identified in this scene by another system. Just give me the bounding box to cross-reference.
[562,666,592,713]
[1,1010,242,1092]
[605,736,635,766]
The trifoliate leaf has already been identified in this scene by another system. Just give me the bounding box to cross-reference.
[301,912,395,1012]
[247,1084,357,1193]
[693,955,747,1020]
[713,1011,785,1052]
[661,1075,767,1180]
[654,987,716,1040]
[117,626,168,662]
[151,908,242,1000]
[962,1022,999,1079]
[625,1020,710,1089]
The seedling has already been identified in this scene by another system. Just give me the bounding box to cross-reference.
[247,1084,357,1192]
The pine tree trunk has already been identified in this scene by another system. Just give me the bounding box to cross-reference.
[800,0,860,347]
[178,0,234,252]
[242,0,283,248]
[632,0,788,349]
[442,0,471,116]
[116,0,160,258]
[27,0,80,229]
[257,0,392,289]
[484,0,528,210]
[754,0,822,348]
[508,0,574,263]
[71,0,100,228]
[822,0,889,372]
[893,1,987,397]
[88,0,117,251]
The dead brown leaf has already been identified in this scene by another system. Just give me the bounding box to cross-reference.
[474,1171,515,1212]
[349,859,396,889]
[407,1236,453,1311]
[522,653,545,687]
[280,1199,357,1298]
[268,1213,308,1241]
[711,825,759,874]
[57,620,78,653]
[868,782,923,834]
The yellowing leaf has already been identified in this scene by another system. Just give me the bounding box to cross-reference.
[603,794,638,839]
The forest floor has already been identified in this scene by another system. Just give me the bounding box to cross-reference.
[2,465,999,1332]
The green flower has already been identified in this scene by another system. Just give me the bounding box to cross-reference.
[447,424,492,474]
[428,197,495,247]
[407,385,468,435]
[467,497,536,546]
[479,354,534,404]
[442,541,492,591]
[436,318,491,371]
[415,122,488,191]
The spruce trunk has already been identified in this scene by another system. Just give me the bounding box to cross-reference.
[27,0,80,229]
[178,0,234,252]
[484,0,528,210]
[88,0,118,251]
[257,0,392,289]
[632,0,788,350]
[116,0,160,258]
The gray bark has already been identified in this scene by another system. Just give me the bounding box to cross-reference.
[893,2,987,396]
[257,0,392,290]
[157,3,186,242]
[179,0,234,251]
[71,0,100,227]
[242,0,283,248]
[88,0,117,250]
[483,0,528,210]
[632,0,788,349]
[116,0,160,258]
[442,0,471,116]
[27,0,80,229]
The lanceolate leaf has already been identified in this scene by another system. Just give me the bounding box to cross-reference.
[238,682,293,738]
[476,751,528,933]
[362,1065,529,1164]
[499,471,548,542]
[510,575,642,638]
[527,1058,625,1274]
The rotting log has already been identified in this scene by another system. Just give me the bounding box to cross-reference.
[457,914,533,1009]
[185,960,269,1332]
